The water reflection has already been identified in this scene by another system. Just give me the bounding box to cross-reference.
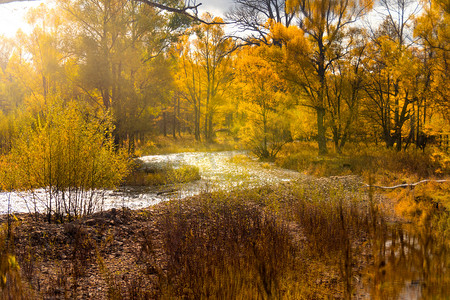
[366,223,450,299]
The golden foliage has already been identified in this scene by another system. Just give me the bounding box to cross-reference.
[0,98,130,219]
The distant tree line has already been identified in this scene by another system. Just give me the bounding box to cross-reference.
[0,0,447,158]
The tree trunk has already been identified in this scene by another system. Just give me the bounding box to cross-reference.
[177,96,181,137]
[317,107,328,155]
[263,108,268,158]
[128,134,135,155]
[172,111,176,139]
[163,111,167,137]
[208,113,214,142]
[194,101,200,140]
[332,126,342,154]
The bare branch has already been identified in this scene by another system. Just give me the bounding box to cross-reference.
[133,0,226,25]
[0,0,227,25]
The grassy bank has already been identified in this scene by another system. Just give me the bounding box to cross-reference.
[276,142,450,224]
[123,163,201,186]
[1,180,434,299]
[1,141,449,299]
[276,142,450,184]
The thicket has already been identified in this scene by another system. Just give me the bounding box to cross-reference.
[0,99,129,222]
[1,0,448,159]
[132,184,380,299]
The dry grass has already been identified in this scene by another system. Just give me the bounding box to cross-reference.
[1,181,449,299]
[276,142,449,185]
[134,183,384,299]
[123,164,201,186]
[0,221,26,300]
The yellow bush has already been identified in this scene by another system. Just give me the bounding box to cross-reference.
[0,99,130,220]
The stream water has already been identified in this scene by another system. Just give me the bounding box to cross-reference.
[363,223,450,299]
[0,151,303,214]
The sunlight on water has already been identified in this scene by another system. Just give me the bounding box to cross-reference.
[0,151,302,214]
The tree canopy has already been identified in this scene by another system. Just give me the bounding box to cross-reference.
[0,0,448,159]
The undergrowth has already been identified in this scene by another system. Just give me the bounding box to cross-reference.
[124,164,201,186]
[1,182,449,299]
[276,142,449,184]
[0,220,26,299]
[134,184,383,299]
[134,134,239,156]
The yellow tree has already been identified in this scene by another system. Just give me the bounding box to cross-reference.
[327,31,367,153]
[362,31,414,150]
[174,35,203,140]
[176,13,234,142]
[362,0,427,151]
[59,0,136,110]
[11,4,67,105]
[415,0,450,124]
[236,45,292,159]
[58,0,185,147]
[272,0,373,154]
[0,4,71,144]
[195,13,234,141]
[0,37,24,153]
[0,36,25,114]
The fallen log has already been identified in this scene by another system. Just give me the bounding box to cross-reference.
[363,179,449,190]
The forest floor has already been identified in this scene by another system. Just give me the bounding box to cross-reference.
[1,175,411,300]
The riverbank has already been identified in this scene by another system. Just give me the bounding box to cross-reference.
[2,178,449,299]
[276,142,450,185]
[0,182,366,299]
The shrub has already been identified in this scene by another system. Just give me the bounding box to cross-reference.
[238,114,292,160]
[124,164,200,186]
[0,99,130,221]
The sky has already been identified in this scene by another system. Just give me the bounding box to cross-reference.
[0,0,44,37]
[0,0,234,37]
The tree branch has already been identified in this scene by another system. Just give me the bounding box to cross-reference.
[133,0,226,25]
[0,0,227,25]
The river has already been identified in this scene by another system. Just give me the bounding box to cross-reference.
[0,151,303,214]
